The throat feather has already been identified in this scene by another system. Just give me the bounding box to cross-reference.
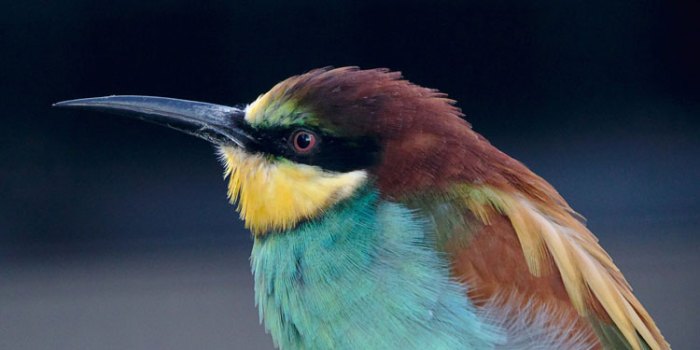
[219,147,367,235]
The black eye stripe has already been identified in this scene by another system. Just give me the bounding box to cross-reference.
[240,125,379,172]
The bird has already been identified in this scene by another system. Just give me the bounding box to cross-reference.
[55,67,669,350]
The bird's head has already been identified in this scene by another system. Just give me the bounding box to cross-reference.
[56,67,475,235]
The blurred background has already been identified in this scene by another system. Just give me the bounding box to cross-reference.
[1,0,698,349]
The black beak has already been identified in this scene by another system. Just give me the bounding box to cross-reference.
[53,95,255,148]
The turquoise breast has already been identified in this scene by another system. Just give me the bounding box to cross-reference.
[251,187,503,350]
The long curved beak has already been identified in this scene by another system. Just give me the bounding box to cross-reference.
[53,95,256,148]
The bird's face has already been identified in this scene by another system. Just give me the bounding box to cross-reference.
[218,84,379,235]
[55,67,466,235]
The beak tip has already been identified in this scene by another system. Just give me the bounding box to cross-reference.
[53,97,104,108]
[53,99,85,108]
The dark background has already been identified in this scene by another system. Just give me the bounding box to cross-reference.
[1,1,698,349]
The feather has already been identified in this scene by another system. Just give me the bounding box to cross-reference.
[439,185,669,350]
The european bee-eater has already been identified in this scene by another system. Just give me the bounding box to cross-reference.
[55,67,669,350]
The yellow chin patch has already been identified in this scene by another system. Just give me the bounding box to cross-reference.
[219,147,367,235]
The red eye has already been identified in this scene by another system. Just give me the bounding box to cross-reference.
[290,130,317,154]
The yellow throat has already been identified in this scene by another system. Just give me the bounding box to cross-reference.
[219,147,367,235]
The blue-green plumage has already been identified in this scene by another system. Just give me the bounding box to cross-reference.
[251,186,503,350]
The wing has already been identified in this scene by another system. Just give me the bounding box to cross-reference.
[406,180,669,350]
[362,79,669,349]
